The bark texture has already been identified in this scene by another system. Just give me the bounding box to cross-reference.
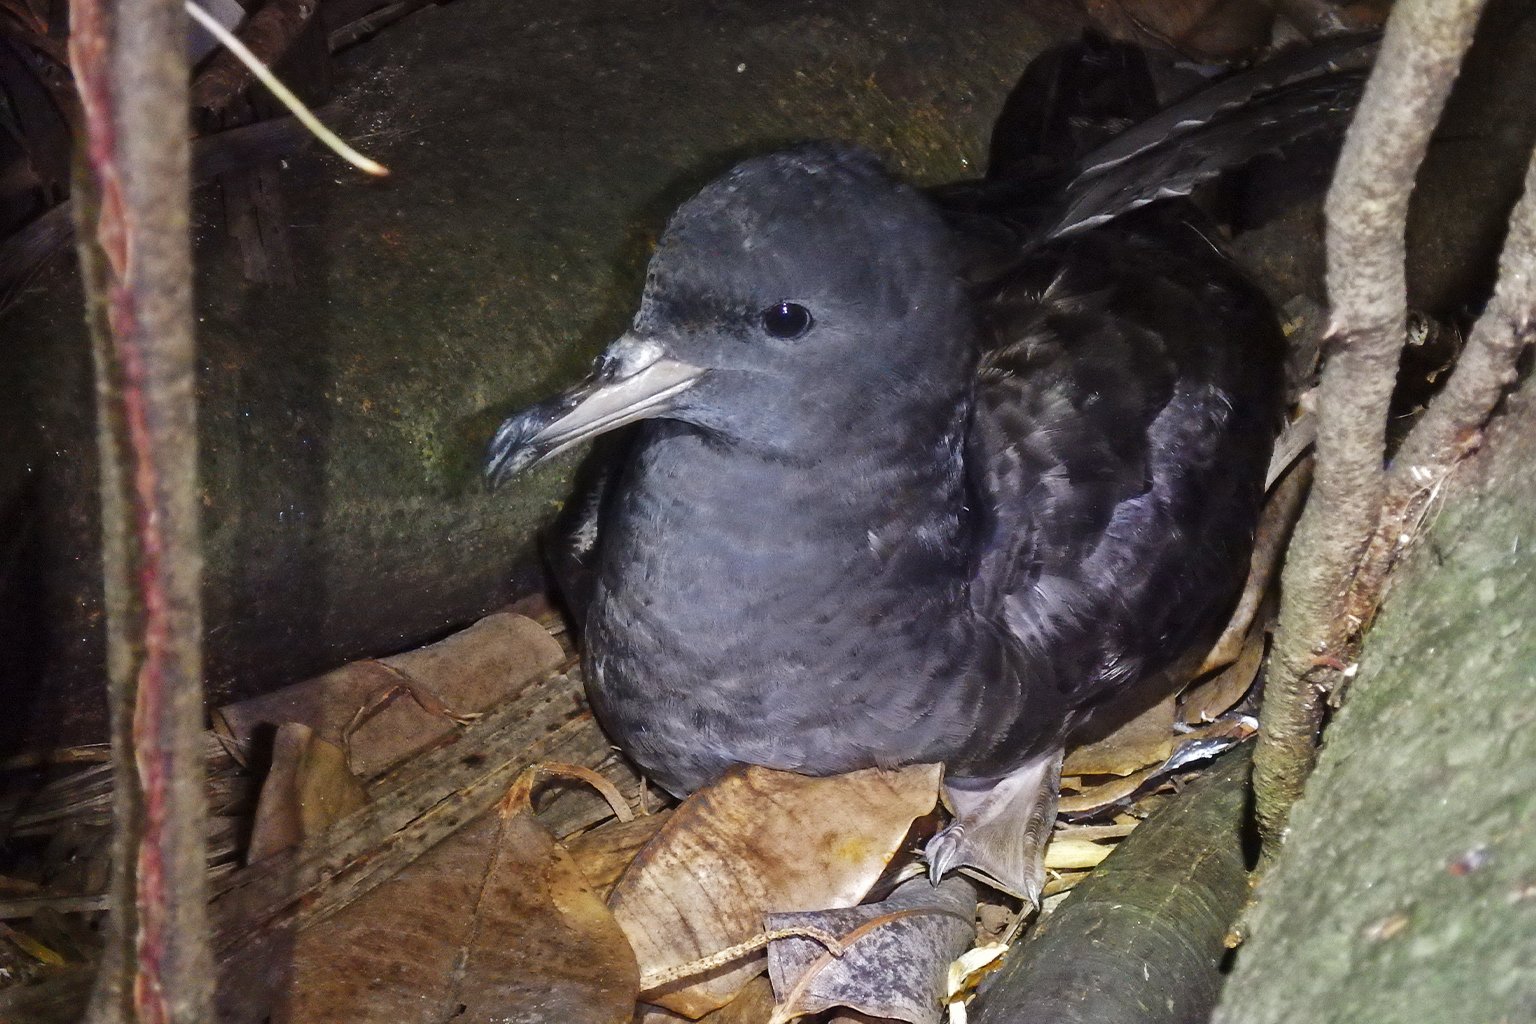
[68,0,210,1019]
[1254,0,1489,848]
[1216,385,1536,1024]
[972,752,1253,1024]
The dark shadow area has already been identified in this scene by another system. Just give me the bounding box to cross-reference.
[0,476,53,754]
[0,284,106,754]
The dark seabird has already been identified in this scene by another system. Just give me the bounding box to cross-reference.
[486,36,1370,901]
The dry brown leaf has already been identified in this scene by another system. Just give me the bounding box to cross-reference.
[1180,622,1267,726]
[246,722,367,863]
[564,811,673,900]
[1059,719,1257,815]
[638,977,778,1024]
[610,763,942,1018]
[1198,458,1308,673]
[214,612,564,778]
[272,806,638,1024]
[1041,869,1091,899]
[708,976,779,1024]
[1059,765,1164,816]
[1053,819,1138,843]
[765,877,977,1024]
[1062,693,1179,777]
[1043,838,1113,871]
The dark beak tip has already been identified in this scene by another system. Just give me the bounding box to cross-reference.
[484,441,534,493]
[484,407,552,492]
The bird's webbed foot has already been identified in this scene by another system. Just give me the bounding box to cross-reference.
[923,747,1065,906]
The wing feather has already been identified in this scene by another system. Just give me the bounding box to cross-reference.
[966,217,1282,710]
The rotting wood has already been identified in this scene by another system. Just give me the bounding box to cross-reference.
[0,745,112,771]
[971,751,1253,1024]
[0,893,112,918]
[326,0,441,51]
[0,109,340,313]
[0,617,634,923]
[220,162,297,286]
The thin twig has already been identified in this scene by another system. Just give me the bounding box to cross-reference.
[1254,0,1489,852]
[185,0,388,176]
[188,0,314,115]
[638,925,847,993]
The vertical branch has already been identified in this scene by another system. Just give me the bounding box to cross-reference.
[69,0,211,1021]
[1389,150,1536,486]
[1253,0,1488,851]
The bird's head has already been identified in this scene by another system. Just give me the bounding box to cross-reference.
[486,142,973,487]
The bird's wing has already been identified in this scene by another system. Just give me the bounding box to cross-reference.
[1067,33,1376,182]
[1048,37,1374,238]
[966,219,1282,710]
[933,33,1372,279]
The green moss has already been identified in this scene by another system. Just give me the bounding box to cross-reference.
[1215,390,1536,1023]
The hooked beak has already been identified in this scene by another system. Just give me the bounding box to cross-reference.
[485,335,705,489]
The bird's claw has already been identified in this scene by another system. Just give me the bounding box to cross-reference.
[923,819,1046,908]
[921,749,1064,906]
[924,823,966,885]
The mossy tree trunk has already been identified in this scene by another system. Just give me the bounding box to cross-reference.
[1216,383,1536,1023]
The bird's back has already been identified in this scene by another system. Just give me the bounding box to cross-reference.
[953,212,1283,774]
[930,37,1290,773]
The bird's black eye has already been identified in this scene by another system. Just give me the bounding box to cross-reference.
[761,301,813,340]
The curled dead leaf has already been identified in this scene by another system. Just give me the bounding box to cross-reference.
[764,877,978,1024]
[506,760,635,822]
[1181,622,1267,726]
[246,722,367,864]
[610,763,942,1018]
[214,612,564,779]
[564,811,673,900]
[1063,694,1178,777]
[1043,838,1113,871]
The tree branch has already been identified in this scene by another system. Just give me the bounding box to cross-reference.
[1253,0,1489,851]
[1390,149,1536,489]
[68,0,211,1020]
[1322,147,1536,714]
